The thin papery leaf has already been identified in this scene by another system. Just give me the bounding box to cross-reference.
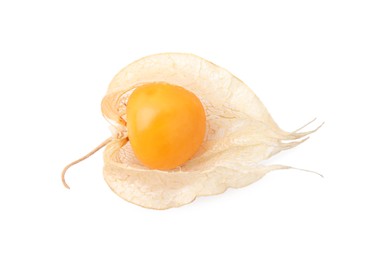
[101,53,319,209]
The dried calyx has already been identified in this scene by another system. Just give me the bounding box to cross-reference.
[62,53,321,209]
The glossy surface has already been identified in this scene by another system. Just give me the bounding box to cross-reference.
[126,82,206,170]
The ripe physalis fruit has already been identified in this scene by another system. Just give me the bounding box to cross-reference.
[126,82,206,170]
[62,53,321,210]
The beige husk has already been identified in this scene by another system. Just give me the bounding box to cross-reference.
[98,53,318,209]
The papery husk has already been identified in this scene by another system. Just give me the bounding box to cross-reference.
[101,53,317,209]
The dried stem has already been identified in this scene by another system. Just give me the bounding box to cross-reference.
[61,137,113,189]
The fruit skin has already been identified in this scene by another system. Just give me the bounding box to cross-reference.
[126,82,206,170]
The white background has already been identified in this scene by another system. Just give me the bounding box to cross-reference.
[1,0,391,259]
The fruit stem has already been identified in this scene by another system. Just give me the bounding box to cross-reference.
[61,137,113,189]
